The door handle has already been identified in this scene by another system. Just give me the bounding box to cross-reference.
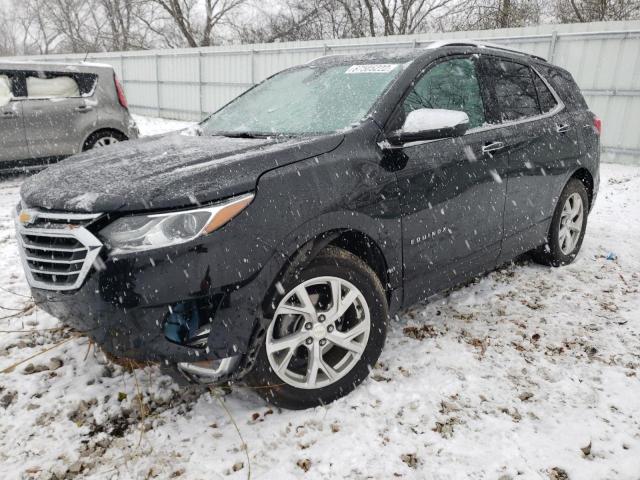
[556,123,571,133]
[482,141,505,154]
[75,105,93,113]
[1,110,17,118]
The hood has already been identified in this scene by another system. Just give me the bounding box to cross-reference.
[20,132,343,213]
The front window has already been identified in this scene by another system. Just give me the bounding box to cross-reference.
[402,57,486,129]
[201,64,403,136]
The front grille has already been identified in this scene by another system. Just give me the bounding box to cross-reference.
[15,209,103,291]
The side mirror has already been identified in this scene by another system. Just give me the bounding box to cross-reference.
[387,108,470,145]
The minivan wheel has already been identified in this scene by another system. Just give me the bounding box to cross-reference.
[83,130,127,150]
[246,246,388,409]
[532,178,589,267]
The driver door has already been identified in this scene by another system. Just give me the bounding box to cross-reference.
[392,56,509,305]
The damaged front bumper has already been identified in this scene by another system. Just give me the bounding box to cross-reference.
[20,210,282,385]
[177,356,242,383]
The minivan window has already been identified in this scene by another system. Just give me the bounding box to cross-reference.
[0,74,13,106]
[403,58,485,129]
[533,71,558,113]
[27,75,80,98]
[486,59,540,122]
[201,64,402,136]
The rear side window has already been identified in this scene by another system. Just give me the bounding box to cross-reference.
[27,75,80,98]
[402,57,486,129]
[25,71,97,99]
[532,71,558,113]
[537,65,588,111]
[483,58,540,122]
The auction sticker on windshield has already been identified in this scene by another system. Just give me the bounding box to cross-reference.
[345,64,399,74]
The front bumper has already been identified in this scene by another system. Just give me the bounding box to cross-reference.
[32,253,274,383]
[126,115,140,140]
[22,213,282,384]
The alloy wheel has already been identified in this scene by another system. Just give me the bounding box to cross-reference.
[94,136,120,148]
[266,276,371,390]
[558,192,584,255]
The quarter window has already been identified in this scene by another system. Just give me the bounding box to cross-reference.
[485,59,540,122]
[537,65,587,111]
[403,58,486,129]
[533,71,558,113]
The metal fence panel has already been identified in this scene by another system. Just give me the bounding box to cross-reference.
[4,20,640,163]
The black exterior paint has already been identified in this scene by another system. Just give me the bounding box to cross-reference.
[24,46,600,379]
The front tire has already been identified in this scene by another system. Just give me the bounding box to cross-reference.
[246,246,388,410]
[532,178,589,266]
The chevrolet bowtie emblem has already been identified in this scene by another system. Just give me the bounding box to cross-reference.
[18,211,35,226]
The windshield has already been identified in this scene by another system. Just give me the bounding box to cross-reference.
[201,64,403,136]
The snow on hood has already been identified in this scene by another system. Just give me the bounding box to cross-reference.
[20,133,343,213]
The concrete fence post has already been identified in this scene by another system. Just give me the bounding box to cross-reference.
[548,30,559,62]
[198,51,204,120]
[250,50,256,86]
[155,54,161,118]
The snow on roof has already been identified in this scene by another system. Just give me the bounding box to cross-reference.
[0,60,115,71]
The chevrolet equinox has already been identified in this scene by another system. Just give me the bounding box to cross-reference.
[16,42,600,409]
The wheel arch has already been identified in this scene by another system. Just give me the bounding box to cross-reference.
[261,228,394,318]
[328,230,390,291]
[569,167,594,210]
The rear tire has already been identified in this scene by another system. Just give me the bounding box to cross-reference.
[83,130,127,150]
[532,178,589,267]
[246,246,388,410]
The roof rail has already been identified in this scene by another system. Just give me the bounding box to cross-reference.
[427,39,547,62]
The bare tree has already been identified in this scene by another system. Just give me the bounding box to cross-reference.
[150,0,247,47]
[5,0,640,56]
[3,0,167,54]
[443,0,543,30]
[25,2,62,53]
[0,11,18,56]
[555,0,640,22]
[333,0,466,36]
[232,0,474,43]
[99,0,159,50]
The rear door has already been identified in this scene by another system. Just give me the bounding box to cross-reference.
[478,56,580,259]
[21,70,98,159]
[392,55,509,305]
[537,64,597,164]
[0,71,29,163]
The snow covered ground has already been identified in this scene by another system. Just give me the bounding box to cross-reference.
[0,117,639,480]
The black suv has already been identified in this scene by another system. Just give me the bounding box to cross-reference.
[16,41,600,409]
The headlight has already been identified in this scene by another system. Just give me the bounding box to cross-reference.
[99,193,254,254]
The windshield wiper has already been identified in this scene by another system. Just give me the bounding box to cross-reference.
[213,131,270,139]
